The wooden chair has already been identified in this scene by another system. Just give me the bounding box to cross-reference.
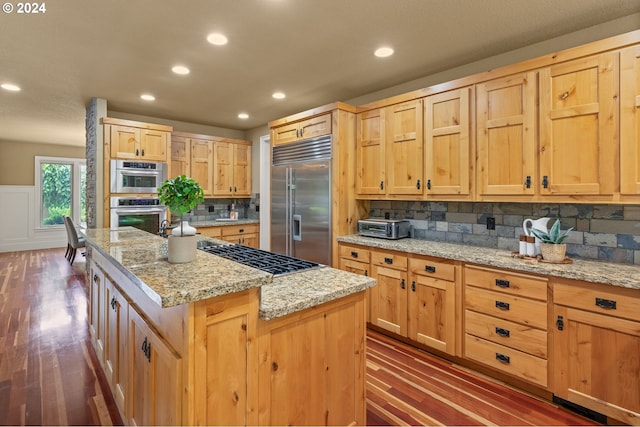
[63,215,86,265]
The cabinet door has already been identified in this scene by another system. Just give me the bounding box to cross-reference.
[233,143,252,196]
[553,305,640,424]
[170,136,190,178]
[539,52,617,195]
[272,122,300,146]
[621,45,640,195]
[386,100,424,195]
[298,113,332,140]
[89,262,105,362]
[356,109,386,195]
[105,279,128,414]
[369,264,407,336]
[476,73,537,196]
[129,307,182,426]
[190,139,213,197]
[340,258,369,277]
[139,129,168,162]
[110,125,141,159]
[424,87,471,196]
[408,273,456,354]
[213,141,233,196]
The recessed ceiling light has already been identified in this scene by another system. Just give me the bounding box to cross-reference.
[1,83,21,91]
[140,94,155,101]
[238,113,249,120]
[207,33,228,46]
[272,92,286,100]
[374,47,394,58]
[172,65,190,75]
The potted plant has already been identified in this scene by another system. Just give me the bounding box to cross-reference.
[530,219,573,263]
[158,175,205,263]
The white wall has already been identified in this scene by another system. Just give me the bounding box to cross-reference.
[0,186,66,252]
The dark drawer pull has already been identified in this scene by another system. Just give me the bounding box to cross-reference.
[425,265,436,273]
[351,251,358,258]
[595,297,616,310]
[496,353,510,364]
[401,279,405,289]
[384,257,393,264]
[239,228,244,233]
[495,300,510,311]
[495,279,510,288]
[495,327,510,337]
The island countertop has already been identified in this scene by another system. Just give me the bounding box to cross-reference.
[82,228,375,318]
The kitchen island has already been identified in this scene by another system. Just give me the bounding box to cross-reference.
[83,227,375,426]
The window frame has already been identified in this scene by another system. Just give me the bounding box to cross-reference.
[34,156,86,230]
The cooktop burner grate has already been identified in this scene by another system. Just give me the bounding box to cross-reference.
[197,243,322,276]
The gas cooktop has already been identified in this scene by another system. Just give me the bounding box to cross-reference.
[197,242,322,277]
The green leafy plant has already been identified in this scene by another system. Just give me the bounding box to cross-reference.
[157,175,205,219]
[43,206,70,225]
[530,219,573,244]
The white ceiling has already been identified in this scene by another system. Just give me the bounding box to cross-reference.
[1,0,639,147]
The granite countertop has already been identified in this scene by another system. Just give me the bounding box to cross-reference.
[82,227,376,319]
[337,235,640,290]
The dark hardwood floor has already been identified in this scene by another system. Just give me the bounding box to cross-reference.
[0,248,600,426]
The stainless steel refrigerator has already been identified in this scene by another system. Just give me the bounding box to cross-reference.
[271,135,332,265]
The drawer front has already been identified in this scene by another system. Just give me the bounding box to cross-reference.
[465,265,548,301]
[339,258,369,277]
[465,334,548,387]
[554,282,640,322]
[221,224,259,236]
[371,251,408,271]
[465,310,547,358]
[339,245,371,263]
[409,257,455,282]
[465,286,548,330]
[199,227,222,238]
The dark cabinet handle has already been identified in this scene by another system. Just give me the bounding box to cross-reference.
[495,279,510,288]
[234,186,237,192]
[135,148,139,156]
[141,149,145,157]
[496,353,510,364]
[427,179,431,190]
[524,175,531,188]
[229,186,232,192]
[416,179,421,189]
[595,297,617,310]
[556,315,564,331]
[239,228,244,233]
[495,327,510,337]
[384,257,393,264]
[350,251,358,258]
[495,300,510,311]
[93,274,98,283]
[542,175,549,188]
[401,279,405,289]
[141,337,151,362]
[110,296,116,310]
[380,181,384,190]
[364,270,368,276]
[425,265,436,273]
[411,281,416,292]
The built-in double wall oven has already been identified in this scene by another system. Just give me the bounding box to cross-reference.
[110,159,167,194]
[110,197,167,234]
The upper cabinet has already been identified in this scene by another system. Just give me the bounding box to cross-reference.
[189,138,214,197]
[213,140,252,197]
[170,135,190,178]
[538,52,617,196]
[621,45,640,196]
[356,108,386,195]
[272,113,332,146]
[476,73,537,197]
[105,119,171,162]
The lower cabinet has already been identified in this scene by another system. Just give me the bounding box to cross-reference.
[338,244,370,323]
[88,261,105,362]
[221,224,259,247]
[552,278,640,424]
[369,249,408,335]
[104,277,128,414]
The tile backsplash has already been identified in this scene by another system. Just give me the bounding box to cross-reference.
[369,201,640,265]
[178,195,259,222]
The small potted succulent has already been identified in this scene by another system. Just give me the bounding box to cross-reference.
[530,219,573,263]
[158,175,204,263]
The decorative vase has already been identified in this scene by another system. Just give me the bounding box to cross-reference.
[171,220,197,236]
[167,235,197,263]
[540,243,567,263]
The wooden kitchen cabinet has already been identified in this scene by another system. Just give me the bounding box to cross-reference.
[128,305,183,426]
[170,135,190,178]
[476,72,537,197]
[538,52,617,196]
[338,243,371,322]
[621,45,640,196]
[356,108,386,195]
[106,122,170,162]
[386,100,424,195]
[221,224,259,248]
[271,113,332,146]
[552,279,640,425]
[213,140,252,197]
[104,276,129,415]
[369,250,408,336]
[189,138,214,197]
[88,260,106,363]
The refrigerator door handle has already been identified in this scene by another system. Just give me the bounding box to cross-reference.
[292,214,302,241]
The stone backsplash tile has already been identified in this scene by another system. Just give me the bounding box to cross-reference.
[369,201,640,265]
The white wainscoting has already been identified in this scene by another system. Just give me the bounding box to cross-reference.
[0,186,66,253]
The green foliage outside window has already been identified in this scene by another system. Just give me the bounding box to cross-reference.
[41,163,71,225]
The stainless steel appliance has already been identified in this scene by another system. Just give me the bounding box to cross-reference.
[271,135,332,265]
[110,160,167,194]
[357,218,411,239]
[110,197,167,234]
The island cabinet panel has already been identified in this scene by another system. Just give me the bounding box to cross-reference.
[128,305,183,427]
[257,292,366,426]
[386,99,424,195]
[104,277,129,415]
[356,108,386,195]
[476,72,537,196]
[621,45,640,195]
[423,87,471,198]
[538,52,618,196]
[552,279,640,425]
[369,250,408,336]
[88,260,105,363]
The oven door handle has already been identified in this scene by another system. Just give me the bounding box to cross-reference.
[117,169,162,177]
[112,207,166,214]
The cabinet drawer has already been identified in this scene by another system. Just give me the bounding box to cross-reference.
[554,282,640,322]
[221,224,259,237]
[465,334,548,387]
[371,251,407,270]
[465,286,548,330]
[409,256,455,282]
[465,310,547,358]
[465,265,548,301]
[339,245,370,263]
[199,227,222,238]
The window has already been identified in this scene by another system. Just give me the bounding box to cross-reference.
[35,156,86,228]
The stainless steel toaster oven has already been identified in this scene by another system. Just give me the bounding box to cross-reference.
[357,219,410,240]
